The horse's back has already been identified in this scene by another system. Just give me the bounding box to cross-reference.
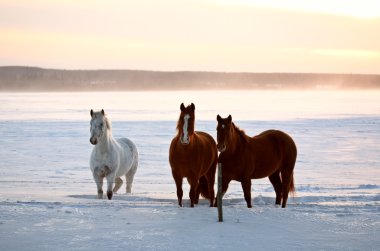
[250,130,297,177]
[195,131,217,148]
[117,137,137,153]
[254,130,296,151]
[116,137,139,173]
[195,131,218,162]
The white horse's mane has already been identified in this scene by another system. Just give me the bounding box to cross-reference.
[103,114,112,133]
[92,110,112,133]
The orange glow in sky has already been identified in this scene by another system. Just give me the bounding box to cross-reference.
[0,0,379,73]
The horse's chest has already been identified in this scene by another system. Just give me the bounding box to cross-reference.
[219,155,250,179]
[93,151,115,166]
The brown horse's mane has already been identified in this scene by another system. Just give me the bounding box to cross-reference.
[175,113,194,135]
[176,116,185,136]
[176,116,182,133]
[232,122,250,143]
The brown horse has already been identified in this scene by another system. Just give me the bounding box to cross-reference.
[169,103,218,207]
[216,115,297,208]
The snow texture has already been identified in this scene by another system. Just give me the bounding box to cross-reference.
[0,91,379,251]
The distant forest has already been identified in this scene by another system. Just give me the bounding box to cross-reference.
[1,66,379,91]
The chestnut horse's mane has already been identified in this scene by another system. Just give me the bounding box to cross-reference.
[176,115,183,132]
[232,122,250,143]
[175,113,194,134]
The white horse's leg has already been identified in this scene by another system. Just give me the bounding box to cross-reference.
[92,172,104,199]
[106,174,115,200]
[113,177,123,193]
[125,163,137,193]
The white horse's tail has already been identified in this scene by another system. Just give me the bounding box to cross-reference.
[94,165,111,178]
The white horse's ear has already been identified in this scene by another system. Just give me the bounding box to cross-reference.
[101,109,105,115]
[91,109,94,117]
[180,103,185,111]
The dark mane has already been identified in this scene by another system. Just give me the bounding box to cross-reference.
[176,115,183,132]
[232,122,250,143]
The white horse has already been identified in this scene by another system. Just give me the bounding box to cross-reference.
[89,109,138,200]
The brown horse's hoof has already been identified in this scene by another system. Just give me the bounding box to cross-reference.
[247,205,252,208]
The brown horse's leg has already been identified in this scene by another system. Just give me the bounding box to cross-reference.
[281,170,293,208]
[207,175,215,207]
[188,178,198,208]
[173,173,183,207]
[269,171,283,206]
[241,179,252,208]
[194,178,201,205]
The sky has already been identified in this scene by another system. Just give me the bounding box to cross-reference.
[0,0,379,73]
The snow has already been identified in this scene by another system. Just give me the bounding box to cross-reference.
[0,91,379,250]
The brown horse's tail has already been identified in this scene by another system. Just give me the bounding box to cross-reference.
[199,176,210,199]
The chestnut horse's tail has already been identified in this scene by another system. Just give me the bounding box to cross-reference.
[199,176,211,199]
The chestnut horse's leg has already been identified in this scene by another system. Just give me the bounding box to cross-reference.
[206,176,215,207]
[269,171,283,206]
[188,178,198,208]
[281,171,292,208]
[194,179,200,205]
[172,173,183,207]
[206,161,217,207]
[241,179,252,208]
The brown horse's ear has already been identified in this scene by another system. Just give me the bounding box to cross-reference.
[101,109,105,115]
[180,103,185,111]
[217,114,222,122]
[227,115,232,124]
[190,103,195,111]
[91,109,94,117]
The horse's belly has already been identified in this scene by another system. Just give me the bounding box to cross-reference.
[252,164,280,179]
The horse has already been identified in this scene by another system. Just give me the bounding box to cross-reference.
[89,109,138,200]
[169,103,218,207]
[216,115,297,208]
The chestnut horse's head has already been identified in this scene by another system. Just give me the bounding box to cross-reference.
[216,114,233,152]
[177,103,195,145]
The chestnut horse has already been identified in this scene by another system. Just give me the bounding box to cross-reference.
[216,115,297,208]
[169,103,218,207]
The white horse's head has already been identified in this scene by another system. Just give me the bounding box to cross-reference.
[90,109,110,145]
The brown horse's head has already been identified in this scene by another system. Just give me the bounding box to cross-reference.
[177,103,195,145]
[216,114,233,152]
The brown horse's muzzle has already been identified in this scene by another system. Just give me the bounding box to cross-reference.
[217,143,226,152]
[180,137,190,145]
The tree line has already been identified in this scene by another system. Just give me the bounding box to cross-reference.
[1,66,379,91]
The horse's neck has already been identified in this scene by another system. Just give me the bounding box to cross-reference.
[230,128,244,154]
[96,131,115,153]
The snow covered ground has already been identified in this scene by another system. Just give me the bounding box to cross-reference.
[0,91,379,250]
